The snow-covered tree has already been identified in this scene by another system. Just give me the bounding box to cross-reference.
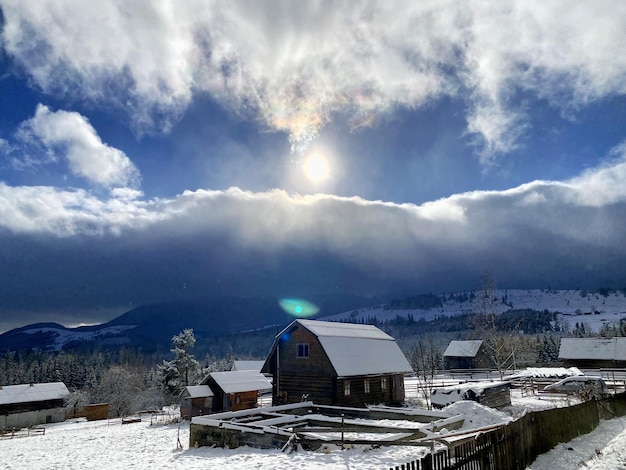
[157,329,201,397]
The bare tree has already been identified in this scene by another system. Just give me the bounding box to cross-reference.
[409,337,442,409]
[469,274,517,379]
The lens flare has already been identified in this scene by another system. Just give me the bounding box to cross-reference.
[279,298,320,317]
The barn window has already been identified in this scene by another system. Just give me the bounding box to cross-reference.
[381,377,387,390]
[364,379,370,394]
[297,343,310,358]
[344,380,351,396]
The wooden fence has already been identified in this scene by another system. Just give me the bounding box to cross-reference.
[390,391,626,470]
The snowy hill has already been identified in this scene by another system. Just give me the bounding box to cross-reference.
[322,289,626,333]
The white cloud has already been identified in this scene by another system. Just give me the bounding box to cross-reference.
[17,104,141,188]
[3,1,625,156]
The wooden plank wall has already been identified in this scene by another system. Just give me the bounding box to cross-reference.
[389,391,626,470]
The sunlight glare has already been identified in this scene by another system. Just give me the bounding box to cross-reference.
[303,153,330,183]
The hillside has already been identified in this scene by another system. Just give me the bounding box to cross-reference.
[323,289,626,333]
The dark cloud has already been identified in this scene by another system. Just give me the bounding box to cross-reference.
[1,154,626,332]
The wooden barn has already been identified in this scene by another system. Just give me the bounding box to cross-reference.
[0,382,69,430]
[261,319,413,407]
[199,370,271,413]
[443,340,491,369]
[559,337,626,368]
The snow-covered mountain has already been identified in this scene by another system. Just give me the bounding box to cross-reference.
[2,289,626,353]
[323,289,626,333]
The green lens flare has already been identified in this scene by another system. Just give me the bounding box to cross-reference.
[279,298,320,317]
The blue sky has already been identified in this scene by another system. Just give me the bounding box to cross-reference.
[1,1,626,332]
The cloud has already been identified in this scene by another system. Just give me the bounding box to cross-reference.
[15,104,140,188]
[0,153,625,325]
[2,1,625,156]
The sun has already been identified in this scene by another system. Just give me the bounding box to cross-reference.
[303,153,330,182]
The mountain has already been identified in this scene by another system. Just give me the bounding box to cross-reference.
[324,288,626,333]
[0,293,383,353]
[2,289,625,354]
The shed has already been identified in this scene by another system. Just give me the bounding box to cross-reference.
[199,370,271,413]
[443,340,491,369]
[559,337,626,368]
[180,385,214,419]
[0,382,69,430]
[261,319,413,407]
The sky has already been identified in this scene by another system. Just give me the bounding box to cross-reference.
[1,1,626,332]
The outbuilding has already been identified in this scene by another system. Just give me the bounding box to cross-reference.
[559,337,626,368]
[443,340,491,370]
[0,382,69,430]
[180,385,214,419]
[199,370,271,413]
[261,319,413,407]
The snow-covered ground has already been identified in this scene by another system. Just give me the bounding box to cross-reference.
[2,387,624,470]
[323,289,626,333]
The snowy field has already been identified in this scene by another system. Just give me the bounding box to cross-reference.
[2,390,626,470]
[324,289,626,333]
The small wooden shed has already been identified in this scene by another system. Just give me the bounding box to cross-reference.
[261,319,413,407]
[443,340,491,369]
[200,371,271,413]
[180,385,214,419]
[559,337,626,368]
[0,382,69,430]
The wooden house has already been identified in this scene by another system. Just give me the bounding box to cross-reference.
[199,370,271,413]
[261,319,413,407]
[180,385,214,419]
[559,337,626,368]
[443,340,491,369]
[0,382,69,430]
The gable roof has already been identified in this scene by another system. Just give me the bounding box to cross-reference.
[267,319,413,378]
[203,370,272,394]
[0,382,69,406]
[443,340,484,358]
[183,385,214,398]
[559,337,626,361]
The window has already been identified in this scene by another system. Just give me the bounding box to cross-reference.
[297,343,309,358]
[344,380,351,396]
[364,379,370,394]
[381,377,387,390]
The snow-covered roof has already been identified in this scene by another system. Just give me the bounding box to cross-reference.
[296,319,394,340]
[231,360,265,372]
[207,371,272,394]
[443,340,484,358]
[184,385,214,398]
[281,319,413,378]
[559,337,626,361]
[0,382,69,406]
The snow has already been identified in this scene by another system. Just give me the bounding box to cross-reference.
[0,382,69,406]
[559,337,626,360]
[296,319,395,340]
[318,336,413,377]
[204,371,271,394]
[322,289,626,333]
[18,325,137,351]
[3,390,626,470]
[443,340,483,358]
[183,385,213,398]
